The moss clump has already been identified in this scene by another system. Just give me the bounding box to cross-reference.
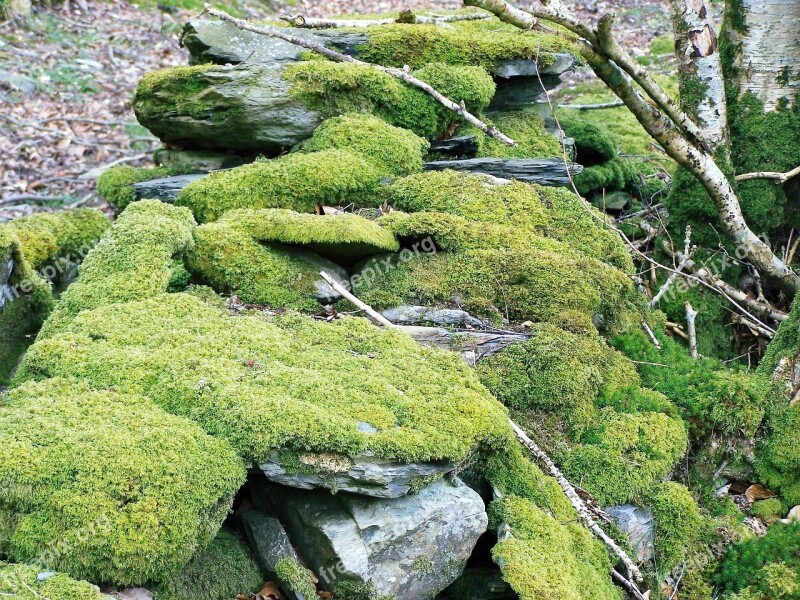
[574,159,632,196]
[37,200,197,338]
[560,117,618,164]
[477,323,638,428]
[0,378,245,585]
[716,523,800,599]
[295,112,429,175]
[355,20,574,72]
[220,208,400,260]
[274,558,318,600]
[96,165,175,210]
[462,110,562,159]
[750,498,783,520]
[287,61,495,140]
[16,293,511,466]
[153,530,264,600]
[648,482,702,574]
[489,496,622,600]
[177,114,429,222]
[0,562,104,600]
[186,219,330,312]
[754,403,800,506]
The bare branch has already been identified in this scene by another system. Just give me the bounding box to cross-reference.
[648,226,695,307]
[280,12,491,28]
[319,271,394,327]
[202,4,517,147]
[561,100,625,110]
[642,321,663,349]
[736,165,800,184]
[685,301,699,358]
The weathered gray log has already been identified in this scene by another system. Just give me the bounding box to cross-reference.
[423,157,582,187]
[133,64,323,153]
[132,174,208,203]
[397,325,529,363]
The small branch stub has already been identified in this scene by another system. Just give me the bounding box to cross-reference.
[685,301,698,358]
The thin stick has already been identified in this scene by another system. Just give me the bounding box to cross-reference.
[560,100,625,110]
[648,225,694,307]
[642,321,663,349]
[202,5,516,147]
[510,419,645,584]
[280,12,491,28]
[319,271,394,327]
[735,165,800,184]
[685,301,698,358]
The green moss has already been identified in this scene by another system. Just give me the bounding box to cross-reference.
[489,495,622,600]
[37,200,197,338]
[751,498,783,520]
[648,482,702,574]
[220,208,400,260]
[574,159,632,196]
[755,403,800,506]
[295,112,429,175]
[649,34,676,56]
[467,110,562,159]
[287,61,495,140]
[0,377,245,585]
[477,323,638,429]
[0,562,104,600]
[16,293,511,466]
[153,530,264,600]
[334,580,395,600]
[274,558,318,599]
[356,20,574,72]
[96,165,175,210]
[560,117,618,164]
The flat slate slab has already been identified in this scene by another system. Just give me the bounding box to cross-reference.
[424,157,582,187]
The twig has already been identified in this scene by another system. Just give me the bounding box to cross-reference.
[280,12,490,28]
[560,100,625,110]
[510,419,645,584]
[319,271,394,327]
[731,314,775,339]
[666,321,690,340]
[39,116,136,127]
[613,203,664,224]
[648,225,695,307]
[685,301,698,358]
[735,165,800,184]
[642,322,662,349]
[0,195,71,206]
[201,4,516,147]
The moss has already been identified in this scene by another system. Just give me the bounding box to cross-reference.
[649,34,676,56]
[560,409,687,506]
[0,562,104,600]
[477,323,639,429]
[220,208,400,260]
[648,482,702,574]
[573,159,632,196]
[0,377,245,585]
[465,110,562,159]
[295,113,429,176]
[287,61,495,140]
[355,20,574,72]
[334,580,395,600]
[153,530,264,600]
[96,165,175,210]
[560,117,618,164]
[16,293,511,466]
[489,496,622,600]
[755,403,800,506]
[37,200,197,338]
[274,558,318,599]
[750,498,783,520]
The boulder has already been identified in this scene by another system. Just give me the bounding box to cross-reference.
[606,504,655,562]
[154,149,244,173]
[424,157,582,187]
[397,326,530,363]
[381,305,487,328]
[259,449,457,498]
[265,479,488,598]
[132,173,208,203]
[429,134,480,157]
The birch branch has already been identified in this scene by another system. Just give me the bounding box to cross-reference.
[561,100,625,110]
[731,314,775,339]
[280,12,491,28]
[202,4,517,147]
[648,226,695,308]
[642,321,663,349]
[319,271,394,327]
[685,301,698,358]
[509,419,645,585]
[736,165,800,184]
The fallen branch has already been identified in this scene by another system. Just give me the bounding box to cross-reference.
[612,203,664,224]
[319,271,394,327]
[642,321,662,349]
[735,165,800,184]
[509,419,645,585]
[280,12,490,28]
[685,301,698,358]
[731,314,775,340]
[202,4,516,147]
[560,100,625,110]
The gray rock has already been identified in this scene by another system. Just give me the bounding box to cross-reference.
[154,149,244,173]
[607,504,655,562]
[439,568,515,599]
[301,254,349,303]
[493,52,576,79]
[132,174,208,203]
[428,134,480,157]
[269,479,488,598]
[133,64,323,153]
[381,305,487,328]
[259,449,457,498]
[0,250,14,311]
[397,325,529,364]
[0,70,37,95]
[424,157,581,187]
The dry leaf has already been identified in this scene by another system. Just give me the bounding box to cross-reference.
[744,484,774,503]
[254,581,285,600]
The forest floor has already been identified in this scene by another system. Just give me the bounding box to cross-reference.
[0,0,669,221]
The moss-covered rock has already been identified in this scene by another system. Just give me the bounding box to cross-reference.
[37,200,196,338]
[754,403,800,506]
[96,165,176,211]
[0,377,245,586]
[0,562,104,600]
[153,530,264,600]
[16,293,511,467]
[459,110,562,160]
[560,117,618,164]
[274,557,318,600]
[648,482,702,574]
[176,114,428,222]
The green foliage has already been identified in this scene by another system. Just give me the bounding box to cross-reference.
[177,114,429,222]
[751,498,783,520]
[153,530,264,600]
[275,558,319,600]
[648,482,702,574]
[37,200,197,338]
[574,159,631,196]
[287,61,495,140]
[0,562,104,600]
[356,19,574,71]
[755,404,800,506]
[560,409,687,506]
[0,378,245,586]
[560,117,618,164]
[717,523,800,599]
[96,165,175,210]
[489,496,622,600]
[16,293,511,466]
